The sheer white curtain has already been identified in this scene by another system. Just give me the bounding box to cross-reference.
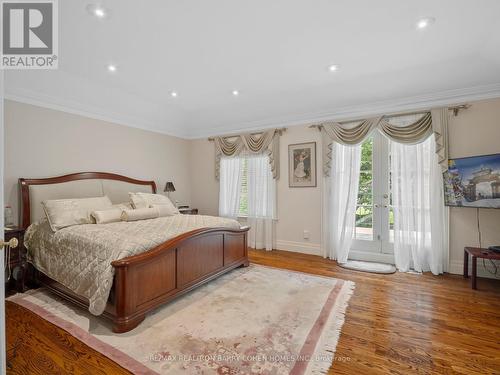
[218,157,242,218]
[325,142,362,263]
[219,154,276,250]
[390,135,448,275]
[247,154,276,250]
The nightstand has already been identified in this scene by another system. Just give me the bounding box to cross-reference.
[4,227,27,293]
[179,208,198,215]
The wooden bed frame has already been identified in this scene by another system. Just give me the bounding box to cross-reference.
[19,172,249,333]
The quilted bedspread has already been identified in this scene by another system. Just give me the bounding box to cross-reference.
[24,215,241,315]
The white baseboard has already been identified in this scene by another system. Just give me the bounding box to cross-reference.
[448,259,500,279]
[275,240,322,256]
[271,242,500,280]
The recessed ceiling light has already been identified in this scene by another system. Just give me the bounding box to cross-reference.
[86,4,108,19]
[171,91,178,98]
[107,64,117,72]
[94,7,106,18]
[328,64,339,72]
[416,17,435,30]
[232,90,239,96]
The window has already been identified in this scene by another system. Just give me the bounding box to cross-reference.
[219,154,275,219]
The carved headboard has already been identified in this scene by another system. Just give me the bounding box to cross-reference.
[19,172,157,229]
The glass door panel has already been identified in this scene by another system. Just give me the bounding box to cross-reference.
[354,137,373,241]
[351,132,393,256]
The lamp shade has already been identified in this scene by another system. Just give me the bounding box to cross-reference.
[164,182,176,192]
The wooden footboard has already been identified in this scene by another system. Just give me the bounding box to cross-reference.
[109,226,249,332]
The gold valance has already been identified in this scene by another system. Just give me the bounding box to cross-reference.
[321,108,449,176]
[213,129,283,180]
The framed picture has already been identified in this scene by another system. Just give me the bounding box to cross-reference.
[288,142,317,187]
[444,153,500,208]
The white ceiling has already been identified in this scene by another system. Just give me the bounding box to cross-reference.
[5,0,500,139]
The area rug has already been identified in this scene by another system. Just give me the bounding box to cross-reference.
[339,260,396,274]
[8,265,354,374]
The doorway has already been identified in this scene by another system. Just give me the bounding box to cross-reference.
[349,132,395,264]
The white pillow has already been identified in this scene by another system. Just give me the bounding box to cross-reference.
[112,202,133,210]
[121,205,179,222]
[91,208,124,224]
[121,207,159,222]
[42,196,113,231]
[129,192,179,214]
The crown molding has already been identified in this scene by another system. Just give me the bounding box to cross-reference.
[5,83,500,140]
[4,87,188,139]
[187,82,500,139]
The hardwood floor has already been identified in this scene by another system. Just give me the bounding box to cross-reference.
[6,249,500,374]
[250,250,500,375]
[6,302,128,374]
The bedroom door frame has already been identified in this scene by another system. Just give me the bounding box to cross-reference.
[1,70,6,375]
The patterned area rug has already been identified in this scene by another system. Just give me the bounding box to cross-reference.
[8,265,354,374]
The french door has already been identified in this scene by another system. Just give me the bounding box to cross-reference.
[350,132,394,262]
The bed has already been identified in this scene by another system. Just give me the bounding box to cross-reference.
[19,172,249,333]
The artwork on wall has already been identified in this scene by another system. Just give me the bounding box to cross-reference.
[288,142,317,187]
[444,153,500,208]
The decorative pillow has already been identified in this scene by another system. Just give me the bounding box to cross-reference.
[91,208,124,224]
[121,207,159,222]
[42,196,113,231]
[112,202,134,210]
[129,192,179,214]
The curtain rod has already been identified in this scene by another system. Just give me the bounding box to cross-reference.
[308,104,471,130]
[207,127,287,141]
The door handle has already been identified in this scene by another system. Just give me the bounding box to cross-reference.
[1,237,18,249]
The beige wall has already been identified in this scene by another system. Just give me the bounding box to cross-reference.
[4,100,192,225]
[275,126,322,254]
[447,98,500,275]
[189,138,219,216]
[190,98,500,275]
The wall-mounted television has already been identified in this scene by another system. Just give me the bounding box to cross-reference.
[444,153,500,208]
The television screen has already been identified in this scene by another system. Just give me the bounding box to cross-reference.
[444,153,500,208]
